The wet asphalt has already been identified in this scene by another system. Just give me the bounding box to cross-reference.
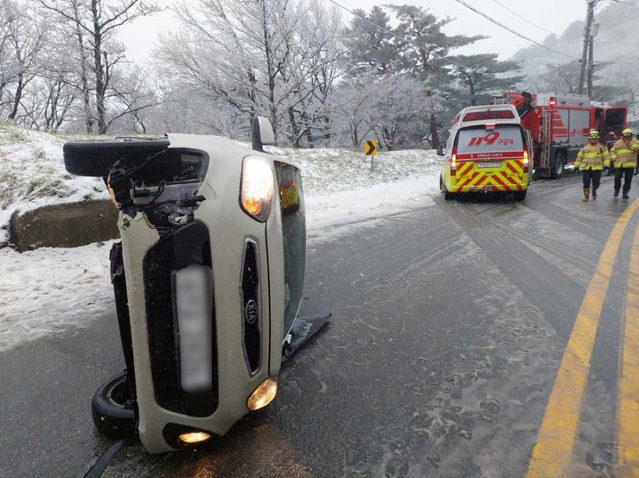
[1,171,638,477]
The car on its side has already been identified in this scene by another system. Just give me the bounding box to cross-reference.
[64,118,308,453]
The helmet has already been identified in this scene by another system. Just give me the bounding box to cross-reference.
[589,130,600,139]
[623,128,634,137]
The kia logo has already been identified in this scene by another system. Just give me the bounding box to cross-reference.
[245,300,257,325]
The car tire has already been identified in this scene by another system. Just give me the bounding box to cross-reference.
[64,139,170,177]
[92,373,137,438]
[513,190,527,201]
[440,176,455,201]
[550,152,565,179]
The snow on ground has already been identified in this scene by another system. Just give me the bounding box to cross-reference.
[0,125,110,243]
[306,176,438,244]
[0,128,441,352]
[0,241,115,352]
[268,145,439,195]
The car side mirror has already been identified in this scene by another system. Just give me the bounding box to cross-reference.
[252,116,275,151]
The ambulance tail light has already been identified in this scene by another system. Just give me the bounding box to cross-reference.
[523,149,530,173]
[549,97,556,108]
[450,147,458,174]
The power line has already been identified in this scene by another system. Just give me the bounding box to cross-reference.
[323,0,469,69]
[491,0,639,46]
[595,0,608,13]
[452,0,580,60]
[490,0,555,35]
[325,0,635,69]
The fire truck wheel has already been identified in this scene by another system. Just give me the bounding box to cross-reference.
[92,373,137,438]
[550,152,565,179]
[63,139,170,177]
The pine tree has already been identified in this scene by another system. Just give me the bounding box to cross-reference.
[342,6,397,77]
[448,54,523,106]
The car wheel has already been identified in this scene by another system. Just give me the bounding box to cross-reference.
[64,139,170,177]
[92,373,137,438]
[440,176,455,201]
[550,152,565,179]
[513,190,527,201]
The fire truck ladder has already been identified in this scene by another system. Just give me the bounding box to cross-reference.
[537,108,552,178]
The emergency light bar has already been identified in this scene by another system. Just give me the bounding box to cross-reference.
[463,110,515,122]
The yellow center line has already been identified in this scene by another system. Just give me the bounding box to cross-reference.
[618,220,639,474]
[527,200,639,478]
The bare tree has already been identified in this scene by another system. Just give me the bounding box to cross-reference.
[157,0,302,141]
[36,0,161,133]
[0,0,47,121]
[104,64,159,133]
[156,0,344,145]
[281,0,345,147]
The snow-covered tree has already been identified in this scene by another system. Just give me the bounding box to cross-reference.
[0,0,47,122]
[155,0,344,145]
[448,54,523,106]
[36,0,161,134]
[341,5,484,149]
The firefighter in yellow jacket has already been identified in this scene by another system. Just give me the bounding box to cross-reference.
[574,130,610,202]
[610,128,639,199]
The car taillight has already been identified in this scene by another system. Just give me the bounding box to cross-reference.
[450,147,458,174]
[523,149,530,173]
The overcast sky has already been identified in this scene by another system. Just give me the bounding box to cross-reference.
[119,0,589,65]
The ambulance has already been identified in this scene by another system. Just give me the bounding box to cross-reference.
[439,104,533,201]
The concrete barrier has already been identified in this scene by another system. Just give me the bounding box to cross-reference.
[9,200,120,252]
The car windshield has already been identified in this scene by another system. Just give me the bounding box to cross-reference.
[275,161,306,336]
[457,125,524,156]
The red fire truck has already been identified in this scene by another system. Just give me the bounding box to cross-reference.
[494,92,628,179]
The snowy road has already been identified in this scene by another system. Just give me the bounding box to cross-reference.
[2,172,638,477]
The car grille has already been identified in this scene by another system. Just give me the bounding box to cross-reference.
[143,221,218,417]
[241,240,261,375]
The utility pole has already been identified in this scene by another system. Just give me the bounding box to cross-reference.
[587,23,598,99]
[578,0,596,96]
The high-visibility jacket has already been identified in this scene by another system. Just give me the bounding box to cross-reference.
[575,143,610,171]
[611,139,639,169]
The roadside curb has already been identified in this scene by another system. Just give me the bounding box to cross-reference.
[8,200,119,252]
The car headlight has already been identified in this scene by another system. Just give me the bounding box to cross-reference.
[247,378,278,411]
[240,156,274,222]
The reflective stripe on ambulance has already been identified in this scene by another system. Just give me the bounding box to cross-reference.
[454,153,526,193]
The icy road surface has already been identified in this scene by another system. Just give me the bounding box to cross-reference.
[3,172,639,477]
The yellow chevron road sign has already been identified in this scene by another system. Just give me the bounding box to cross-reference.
[364,140,377,157]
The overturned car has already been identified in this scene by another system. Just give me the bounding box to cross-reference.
[64,118,325,454]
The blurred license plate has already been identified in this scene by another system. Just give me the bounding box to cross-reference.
[175,265,212,393]
[477,162,502,169]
